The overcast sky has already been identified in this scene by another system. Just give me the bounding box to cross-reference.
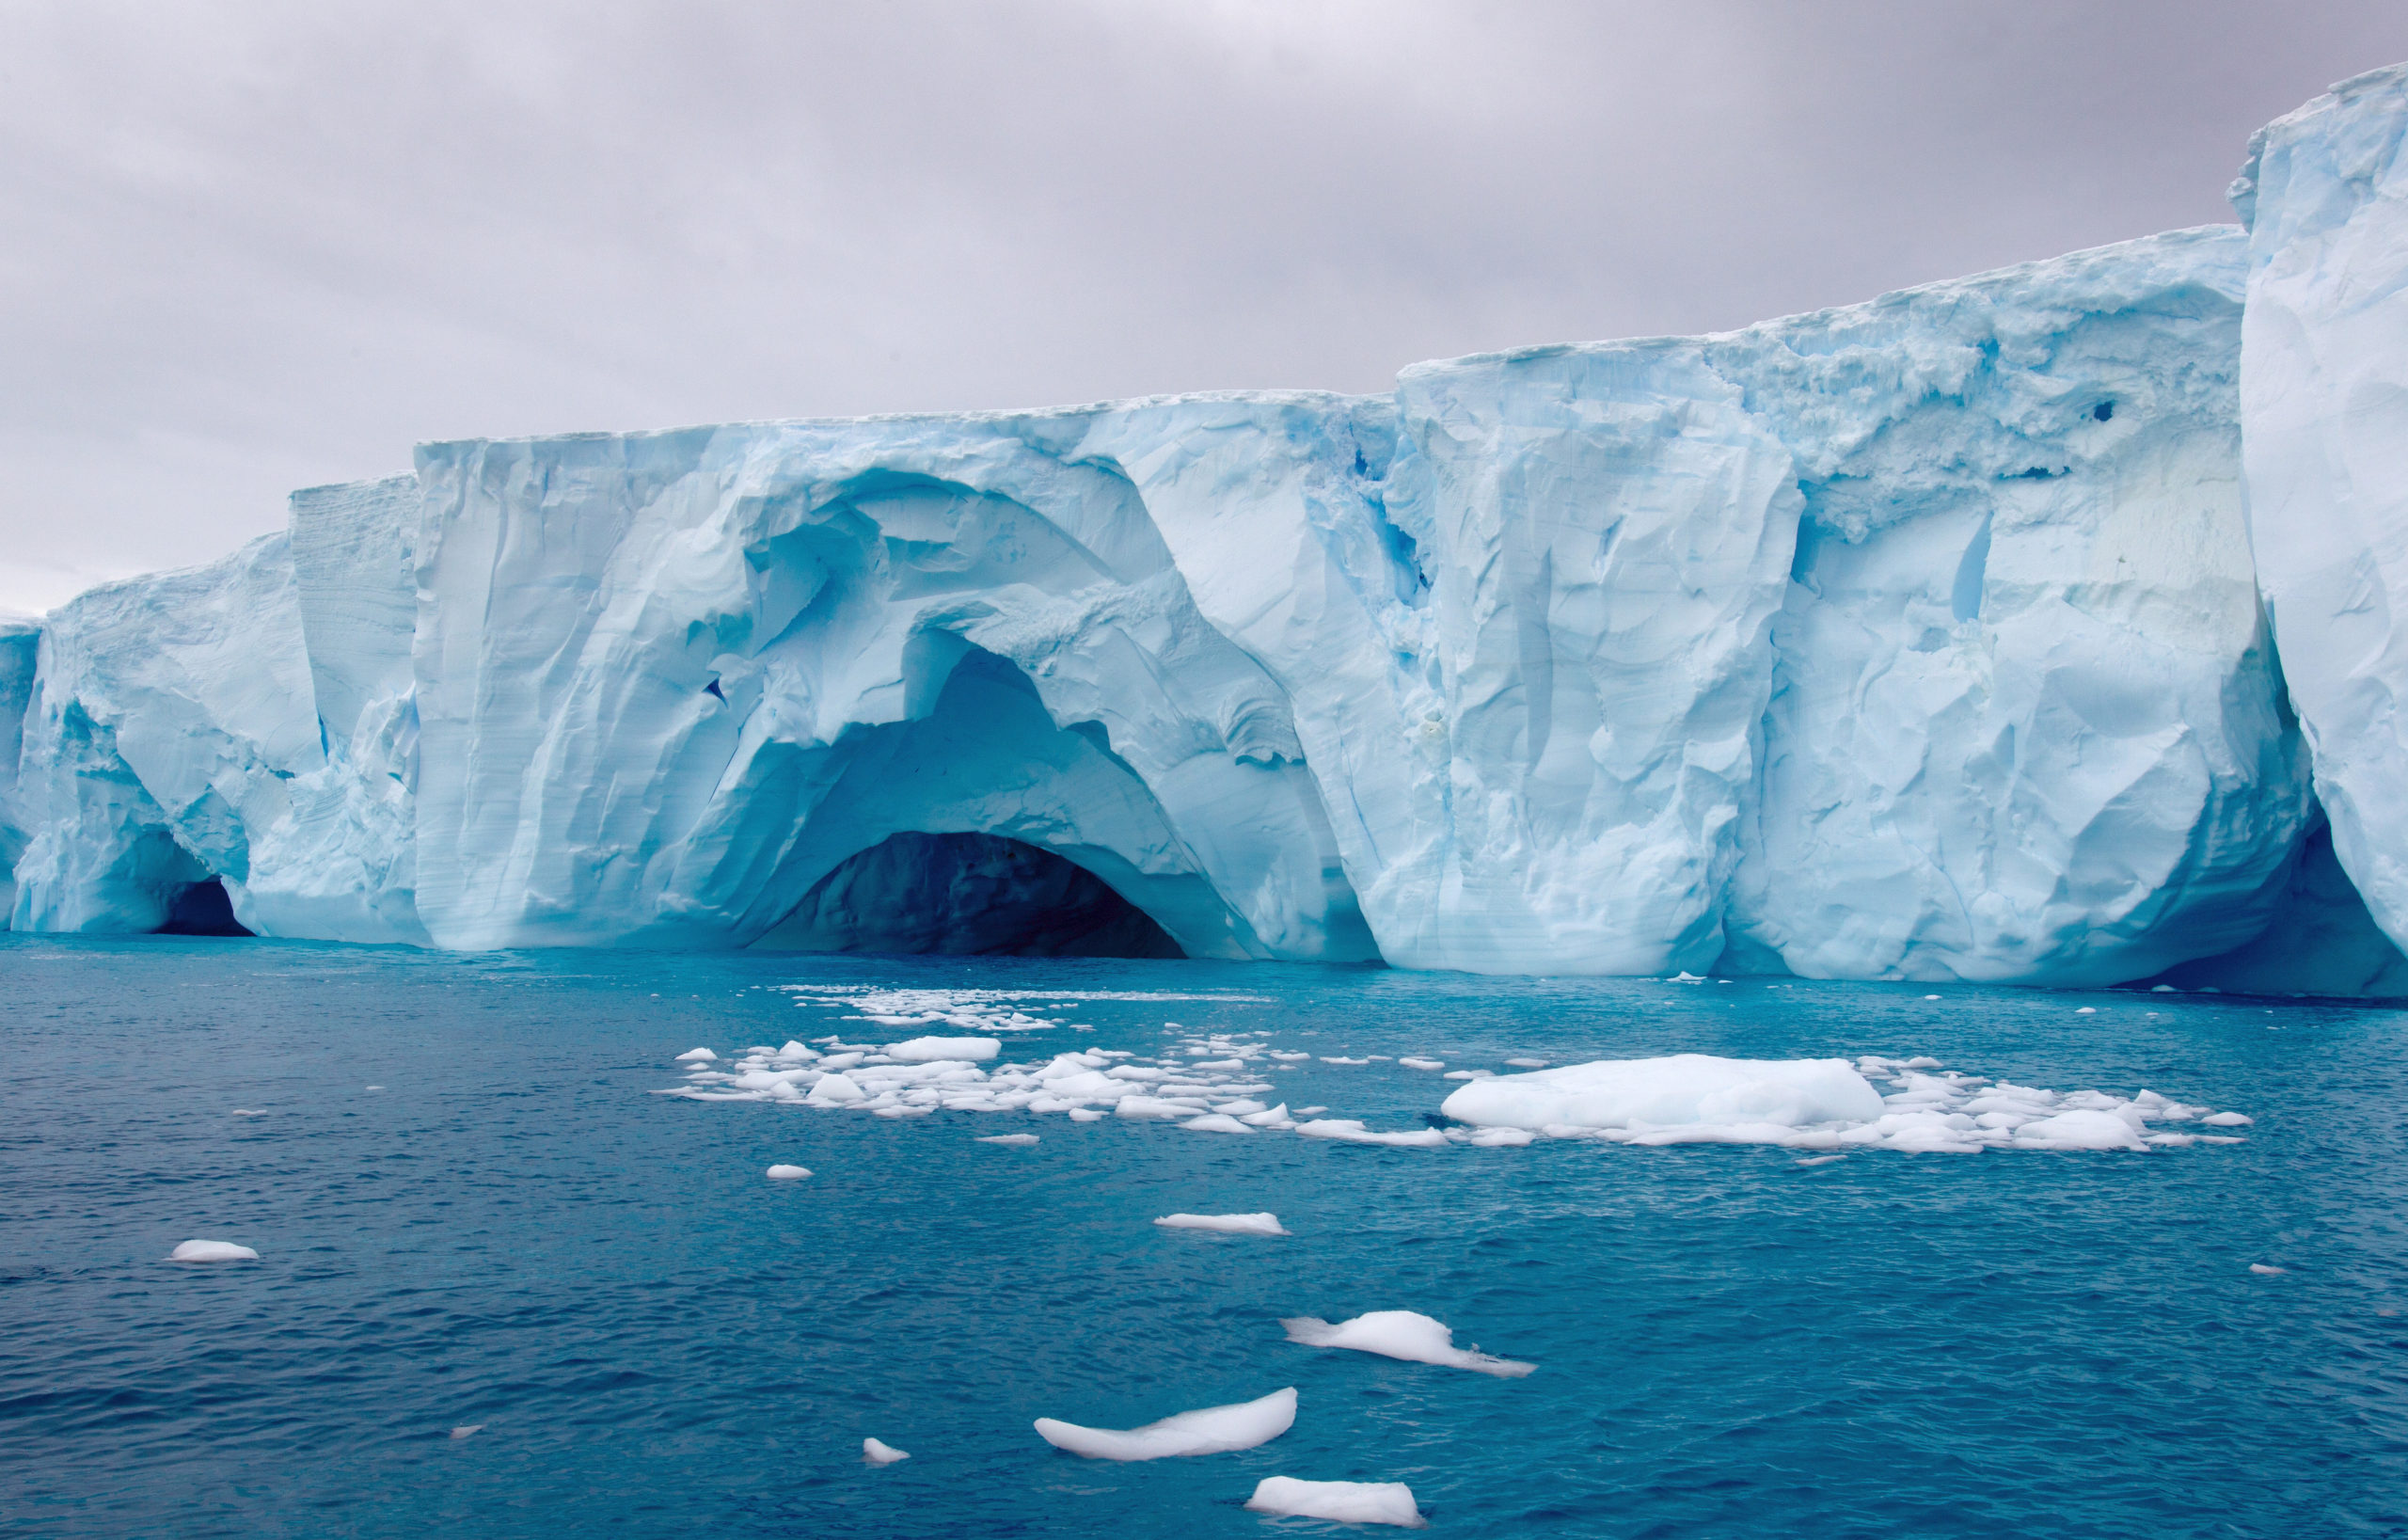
[2,0,2402,614]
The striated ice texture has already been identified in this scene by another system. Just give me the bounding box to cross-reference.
[10,67,2408,996]
[2232,64,2408,962]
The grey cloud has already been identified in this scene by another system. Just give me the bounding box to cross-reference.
[1,0,2402,611]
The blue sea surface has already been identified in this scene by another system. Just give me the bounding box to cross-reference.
[1,936,2402,1538]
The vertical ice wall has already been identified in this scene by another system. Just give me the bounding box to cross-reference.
[1725,229,2311,984]
[9,536,322,932]
[2233,64,2408,957]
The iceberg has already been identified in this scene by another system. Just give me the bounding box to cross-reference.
[10,70,2408,995]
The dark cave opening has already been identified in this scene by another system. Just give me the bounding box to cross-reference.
[753,831,1185,959]
[156,879,255,937]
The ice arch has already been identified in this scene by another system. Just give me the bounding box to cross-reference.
[405,433,1382,958]
[727,640,1262,959]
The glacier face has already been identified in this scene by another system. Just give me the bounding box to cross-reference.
[8,68,2408,994]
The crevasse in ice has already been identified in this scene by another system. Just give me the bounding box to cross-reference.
[6,69,2408,993]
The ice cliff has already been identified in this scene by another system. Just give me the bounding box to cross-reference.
[8,69,2408,994]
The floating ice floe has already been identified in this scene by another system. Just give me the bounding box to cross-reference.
[863,1437,911,1465]
[1438,1054,2250,1154]
[2250,1263,2287,1276]
[886,1036,1001,1062]
[766,1164,812,1180]
[450,1424,483,1440]
[675,1047,717,1062]
[1295,1119,1449,1149]
[975,1134,1039,1147]
[230,1108,267,1117]
[1244,1477,1426,1528]
[1504,1057,1548,1068]
[662,1000,2248,1159]
[168,1240,259,1263]
[1033,1387,1296,1460]
[1154,1213,1290,1236]
[1281,1310,1535,1377]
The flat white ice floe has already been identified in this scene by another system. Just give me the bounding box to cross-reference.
[862,1437,911,1465]
[674,1047,717,1062]
[1033,1387,1296,1460]
[884,1035,1001,1062]
[1281,1310,1535,1377]
[1438,1054,2250,1154]
[168,1240,259,1262]
[1154,1212,1291,1236]
[765,1164,812,1180]
[1244,1476,1426,1528]
[1295,1119,1449,1148]
[975,1134,1039,1146]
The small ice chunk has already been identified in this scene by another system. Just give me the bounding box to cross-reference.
[976,1134,1039,1147]
[2201,1112,2253,1127]
[885,1036,1001,1062]
[2250,1262,2287,1276]
[1294,1119,1450,1149]
[1238,1104,1293,1127]
[230,1109,267,1118]
[1320,1056,1370,1065]
[2014,1108,2148,1151]
[1067,1108,1108,1122]
[1280,1310,1534,1376]
[450,1424,483,1439]
[1672,971,1704,982]
[809,1074,867,1105]
[863,1437,911,1465]
[1504,1057,1547,1068]
[1465,1126,1533,1147]
[1180,1114,1254,1135]
[1033,1386,1296,1460]
[1154,1213,1290,1236]
[1923,993,1941,1000]
[363,1085,385,1092]
[766,1165,813,1180]
[168,1240,259,1263]
[1795,1153,1846,1167]
[2076,1006,2098,1014]
[2153,984,2178,992]
[1245,1476,1426,1529]
[1398,1057,1445,1072]
[1269,1051,1312,1061]
[675,1048,718,1062]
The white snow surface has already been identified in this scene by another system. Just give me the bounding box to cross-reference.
[1032,1387,1296,1461]
[6,136,2397,995]
[1244,1477,1427,1528]
[1280,1310,1535,1377]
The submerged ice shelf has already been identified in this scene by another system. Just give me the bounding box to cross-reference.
[10,69,2408,995]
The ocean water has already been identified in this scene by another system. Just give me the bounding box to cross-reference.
[1,936,2402,1538]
